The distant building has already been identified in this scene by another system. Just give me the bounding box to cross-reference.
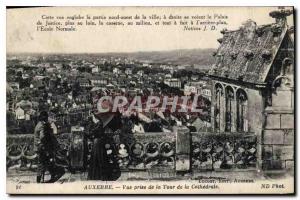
[200,86,212,100]
[191,75,199,81]
[165,74,172,79]
[137,70,144,77]
[90,76,108,86]
[184,84,196,95]
[164,78,181,88]
[142,63,150,67]
[113,67,121,75]
[125,68,132,75]
[15,107,25,120]
[184,81,208,95]
[92,67,100,73]
[78,78,91,88]
[8,82,20,90]
[46,67,57,73]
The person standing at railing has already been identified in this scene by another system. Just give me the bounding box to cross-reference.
[87,100,121,181]
[34,111,65,183]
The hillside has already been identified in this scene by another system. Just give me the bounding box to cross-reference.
[8,48,216,70]
[102,48,216,70]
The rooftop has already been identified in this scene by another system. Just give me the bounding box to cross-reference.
[209,9,293,84]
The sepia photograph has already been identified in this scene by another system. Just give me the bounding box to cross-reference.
[5,6,295,194]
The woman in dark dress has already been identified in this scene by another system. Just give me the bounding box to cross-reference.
[87,113,121,181]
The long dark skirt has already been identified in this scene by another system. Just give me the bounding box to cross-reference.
[87,138,120,181]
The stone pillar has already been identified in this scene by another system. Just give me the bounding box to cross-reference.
[256,128,263,171]
[220,92,226,133]
[232,97,237,132]
[211,105,215,132]
[211,83,215,132]
[175,126,191,172]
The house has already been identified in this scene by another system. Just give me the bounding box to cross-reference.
[184,84,195,96]
[164,78,181,88]
[177,65,187,70]
[208,9,294,170]
[199,86,212,101]
[54,63,63,71]
[15,100,33,112]
[125,68,132,75]
[142,63,150,67]
[191,75,199,81]
[31,79,45,89]
[184,81,204,95]
[8,82,20,90]
[90,76,108,86]
[137,70,144,77]
[75,94,89,103]
[46,67,57,73]
[15,107,25,120]
[14,100,35,121]
[22,73,30,79]
[165,74,172,79]
[78,78,91,88]
[117,74,127,85]
[92,66,100,73]
[33,75,46,81]
[113,67,121,75]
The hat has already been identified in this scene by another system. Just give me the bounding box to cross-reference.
[39,110,48,122]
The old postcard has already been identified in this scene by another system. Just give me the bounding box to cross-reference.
[6,6,295,194]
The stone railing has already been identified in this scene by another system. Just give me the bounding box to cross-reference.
[6,132,177,172]
[191,132,257,171]
[7,131,257,172]
[6,133,70,170]
[7,134,37,169]
[114,132,176,171]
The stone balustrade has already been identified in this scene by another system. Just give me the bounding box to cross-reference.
[7,130,257,172]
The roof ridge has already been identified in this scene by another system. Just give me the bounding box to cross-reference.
[223,22,279,34]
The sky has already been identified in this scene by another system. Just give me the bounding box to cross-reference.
[6,7,294,53]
